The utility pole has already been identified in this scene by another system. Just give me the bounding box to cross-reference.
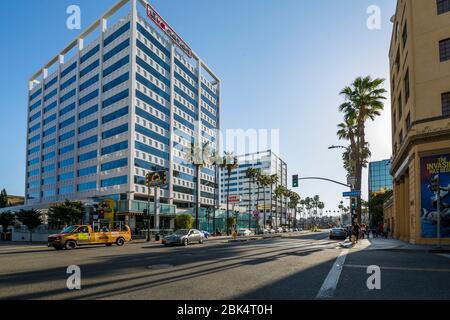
[146,173,151,242]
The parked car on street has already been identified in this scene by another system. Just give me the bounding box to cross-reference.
[48,225,132,250]
[237,228,252,236]
[162,229,205,246]
[329,228,347,240]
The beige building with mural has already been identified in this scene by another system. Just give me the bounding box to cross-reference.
[388,0,450,244]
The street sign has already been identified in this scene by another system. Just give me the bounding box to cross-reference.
[343,190,361,197]
[228,195,241,203]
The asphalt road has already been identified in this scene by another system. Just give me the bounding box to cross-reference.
[0,231,449,300]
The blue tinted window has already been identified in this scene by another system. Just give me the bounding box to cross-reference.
[103,72,129,93]
[201,83,218,100]
[175,86,196,106]
[136,90,169,116]
[59,102,76,117]
[29,111,41,122]
[42,176,56,185]
[101,140,128,155]
[175,58,198,82]
[78,150,97,162]
[101,175,127,188]
[78,135,98,148]
[58,157,74,168]
[59,130,75,142]
[42,189,57,198]
[78,120,98,134]
[136,40,170,72]
[44,89,58,102]
[43,126,56,137]
[42,139,56,149]
[135,106,169,130]
[102,89,129,109]
[102,55,129,78]
[135,158,167,171]
[28,134,40,144]
[135,141,169,160]
[104,22,130,47]
[136,73,169,101]
[136,57,170,87]
[102,106,129,124]
[42,163,56,173]
[79,104,98,120]
[77,181,97,192]
[102,123,128,139]
[27,181,40,189]
[28,145,40,155]
[42,151,56,161]
[44,101,57,114]
[29,123,41,134]
[175,72,197,95]
[137,23,170,57]
[59,172,74,181]
[30,100,42,112]
[28,169,40,177]
[59,186,74,195]
[59,144,74,155]
[30,88,42,101]
[103,39,130,62]
[79,74,99,92]
[79,89,99,106]
[135,124,169,145]
[59,116,75,129]
[80,44,100,64]
[44,77,58,91]
[78,166,97,177]
[80,59,99,78]
[61,62,77,78]
[43,113,57,125]
[101,158,127,171]
[60,76,77,91]
[28,157,39,166]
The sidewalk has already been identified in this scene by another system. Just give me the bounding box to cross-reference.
[350,237,450,252]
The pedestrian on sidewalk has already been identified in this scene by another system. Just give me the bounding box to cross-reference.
[352,224,360,245]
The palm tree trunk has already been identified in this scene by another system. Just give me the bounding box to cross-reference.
[256,183,260,233]
[226,170,231,235]
[263,187,266,230]
[195,165,200,229]
[248,180,252,229]
[213,164,217,235]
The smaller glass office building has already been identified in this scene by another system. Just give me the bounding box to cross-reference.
[368,159,393,200]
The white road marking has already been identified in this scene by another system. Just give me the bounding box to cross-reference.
[316,249,349,299]
[437,253,450,260]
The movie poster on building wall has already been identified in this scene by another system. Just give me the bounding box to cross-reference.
[420,154,450,238]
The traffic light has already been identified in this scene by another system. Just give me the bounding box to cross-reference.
[145,173,150,187]
[351,197,357,210]
[293,175,299,188]
[430,175,440,193]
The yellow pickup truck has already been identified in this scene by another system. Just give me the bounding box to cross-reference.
[48,225,132,250]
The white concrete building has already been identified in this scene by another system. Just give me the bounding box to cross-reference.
[220,150,288,227]
[25,0,220,228]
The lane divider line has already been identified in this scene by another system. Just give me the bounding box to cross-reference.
[316,249,349,299]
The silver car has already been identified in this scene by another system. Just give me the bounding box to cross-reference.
[162,229,205,246]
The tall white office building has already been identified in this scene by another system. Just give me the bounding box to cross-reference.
[25,0,220,215]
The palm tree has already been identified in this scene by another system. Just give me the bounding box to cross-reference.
[220,152,239,235]
[274,185,285,229]
[267,174,278,228]
[258,174,271,230]
[184,141,211,229]
[338,76,387,222]
[245,168,259,229]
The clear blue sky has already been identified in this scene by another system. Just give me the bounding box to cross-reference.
[0,0,397,214]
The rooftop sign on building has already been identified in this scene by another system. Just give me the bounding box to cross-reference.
[145,2,193,59]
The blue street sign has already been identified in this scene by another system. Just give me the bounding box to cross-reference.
[343,190,361,197]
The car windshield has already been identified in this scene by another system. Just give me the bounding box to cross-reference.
[173,229,189,236]
[61,226,77,234]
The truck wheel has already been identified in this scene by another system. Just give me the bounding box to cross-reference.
[65,241,77,250]
[53,245,63,250]
[116,238,125,246]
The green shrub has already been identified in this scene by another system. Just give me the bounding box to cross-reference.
[175,214,193,230]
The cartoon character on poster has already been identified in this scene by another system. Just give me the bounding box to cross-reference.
[420,154,450,238]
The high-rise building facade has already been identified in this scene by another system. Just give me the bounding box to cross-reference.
[388,0,450,244]
[220,150,288,227]
[368,160,393,201]
[25,0,220,215]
